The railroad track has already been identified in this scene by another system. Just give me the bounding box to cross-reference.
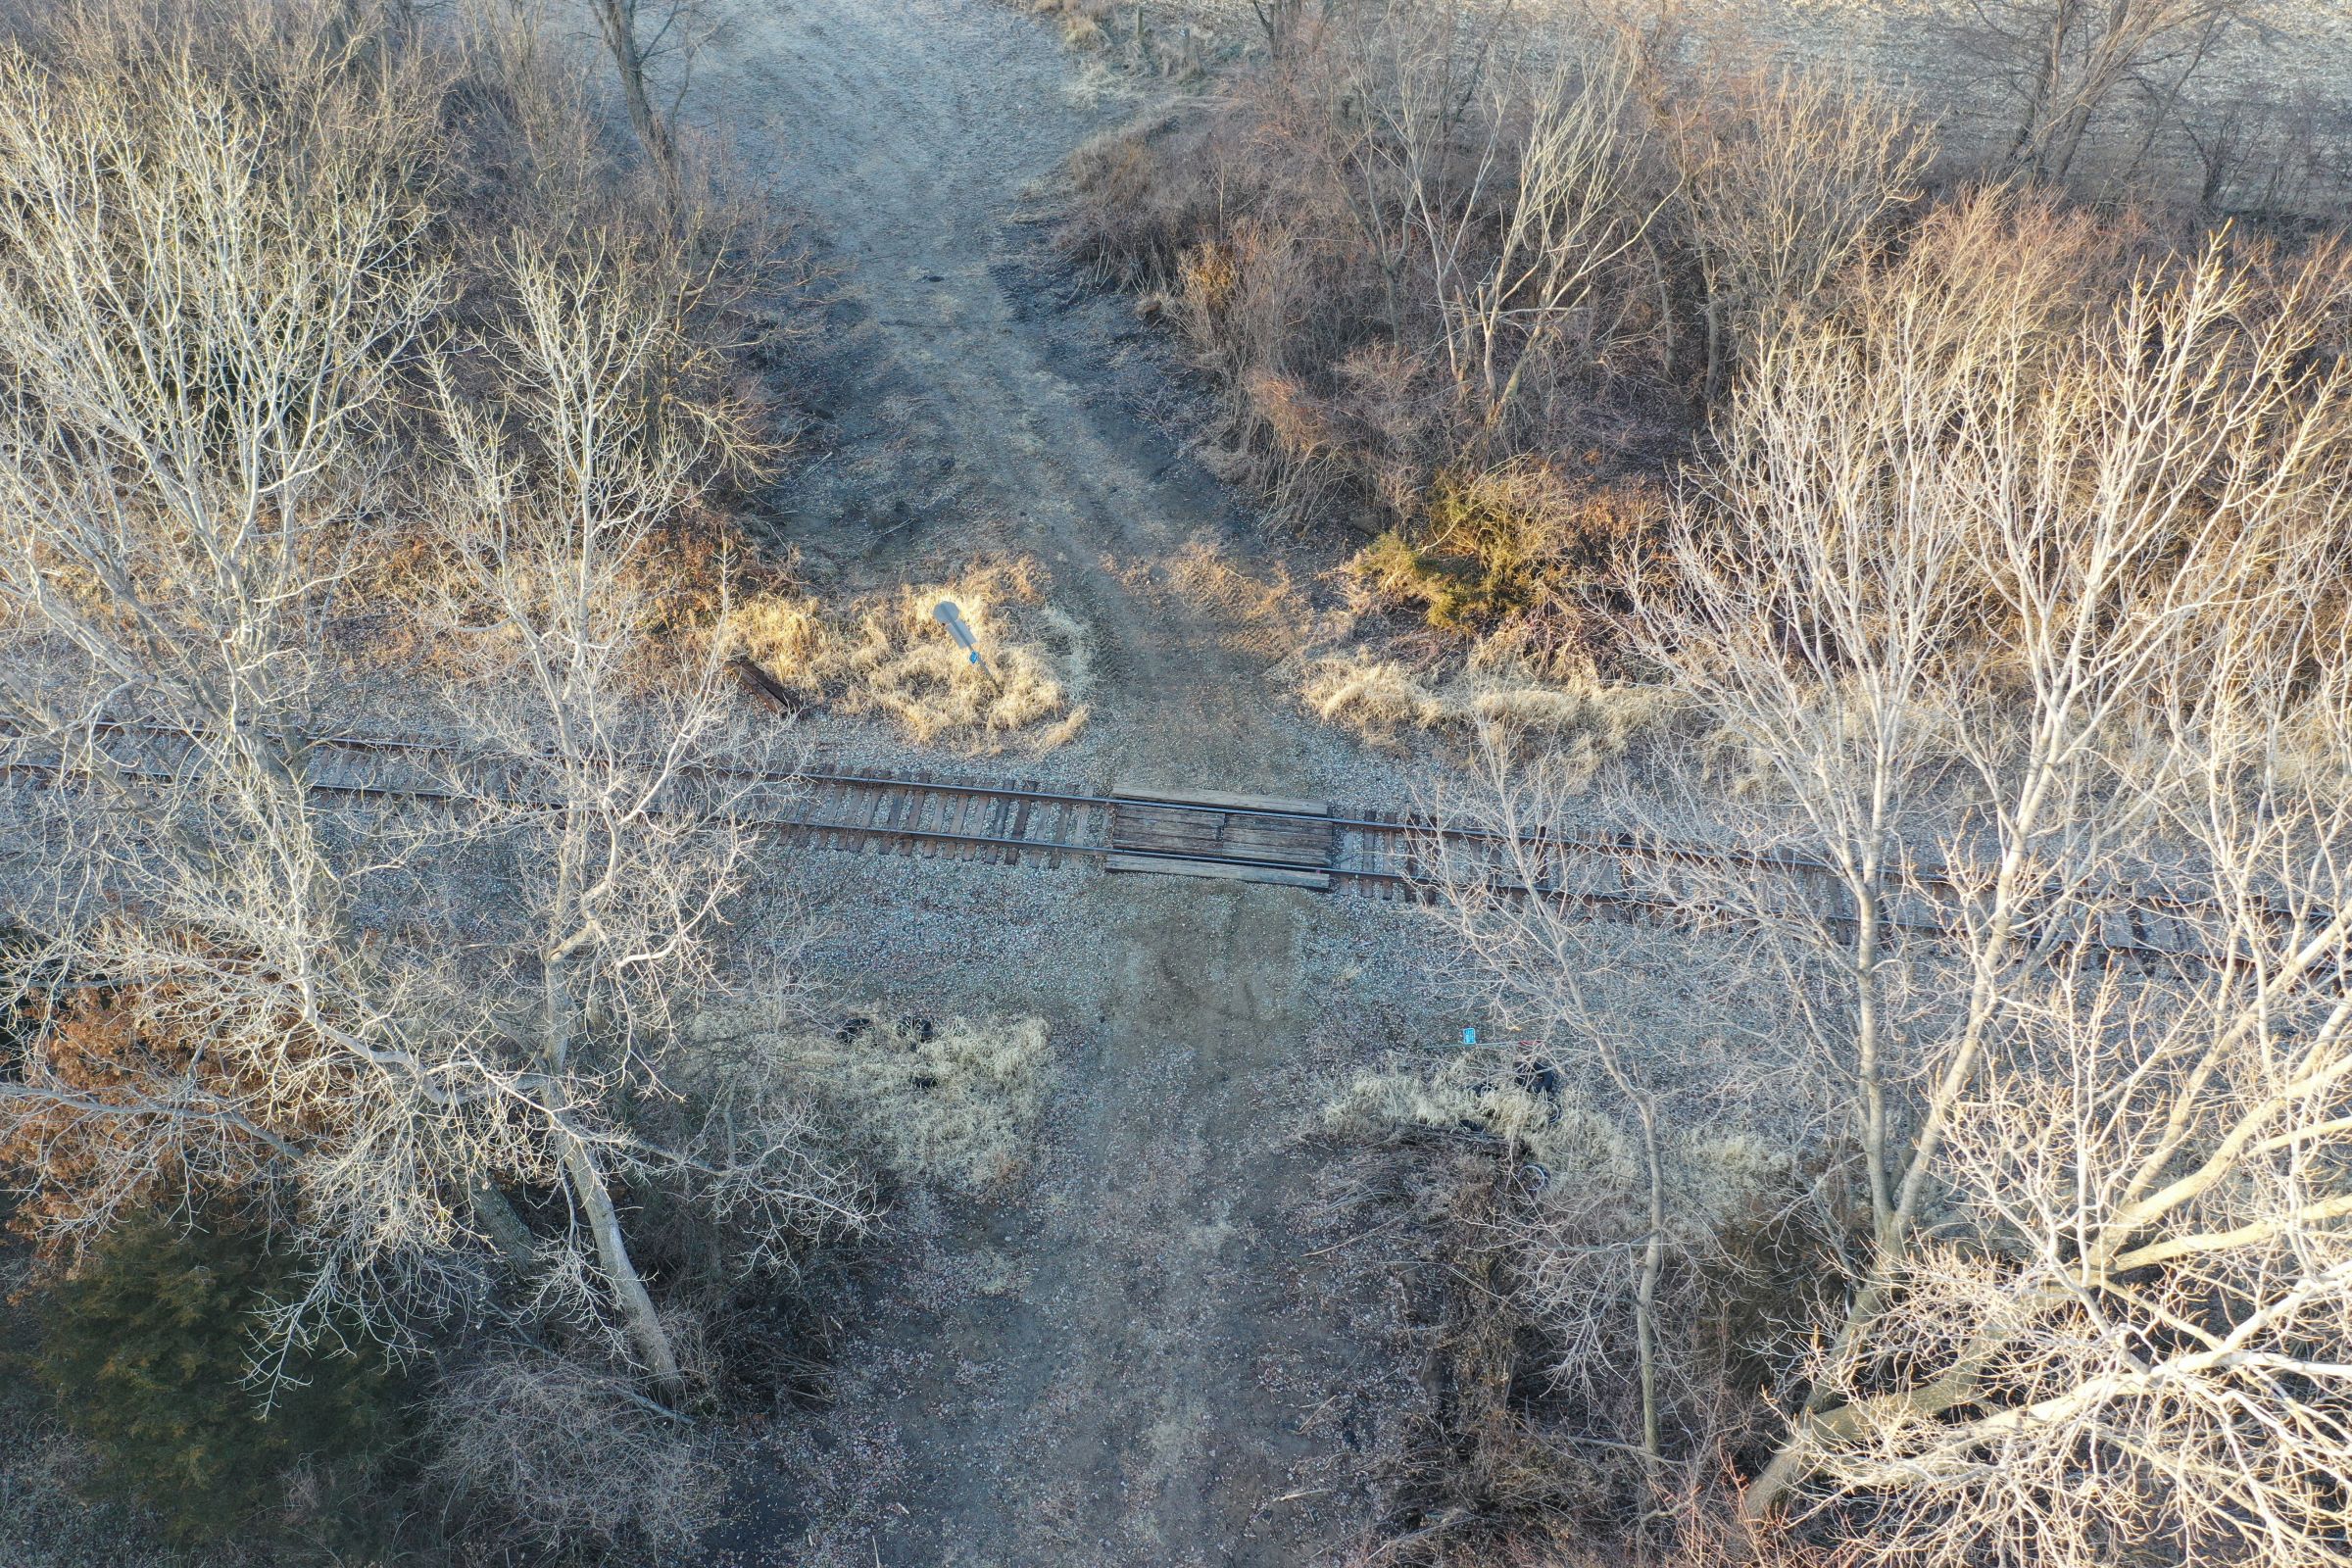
[0,719,1800,903]
[0,719,2289,962]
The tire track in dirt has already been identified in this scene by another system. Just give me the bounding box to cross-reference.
[694,5,1391,1564]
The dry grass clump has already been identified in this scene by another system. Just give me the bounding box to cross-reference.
[1329,1055,1791,1230]
[1032,0,1206,80]
[1030,0,1114,50]
[1063,112,1224,287]
[728,559,1093,752]
[807,1016,1053,1190]
[1298,647,1676,771]
[1327,1059,1636,1188]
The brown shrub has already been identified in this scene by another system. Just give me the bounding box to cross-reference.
[1060,3,1685,568]
[1,981,348,1265]
[425,1352,720,1558]
[1063,114,1227,285]
[807,1015,1053,1190]
[1323,1057,1816,1560]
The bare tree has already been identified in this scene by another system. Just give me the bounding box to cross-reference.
[1965,0,2246,184]
[1366,26,1667,444]
[1418,184,2352,1560]
[1668,65,1929,402]
[1617,217,2352,1560]
[0,16,864,1400]
[0,21,500,1335]
[426,233,853,1392]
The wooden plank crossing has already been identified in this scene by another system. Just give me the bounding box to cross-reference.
[1106,783,1334,888]
[1109,804,1334,864]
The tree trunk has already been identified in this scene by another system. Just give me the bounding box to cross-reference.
[2006,5,2074,172]
[1630,1095,1666,1468]
[470,1180,540,1276]
[590,0,673,170]
[559,1128,684,1393]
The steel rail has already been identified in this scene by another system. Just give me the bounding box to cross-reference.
[0,721,2319,952]
[0,752,1802,930]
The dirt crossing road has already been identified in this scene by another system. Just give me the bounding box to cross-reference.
[693,5,1399,1564]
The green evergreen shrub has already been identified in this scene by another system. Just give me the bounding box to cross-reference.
[34,1215,405,1544]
